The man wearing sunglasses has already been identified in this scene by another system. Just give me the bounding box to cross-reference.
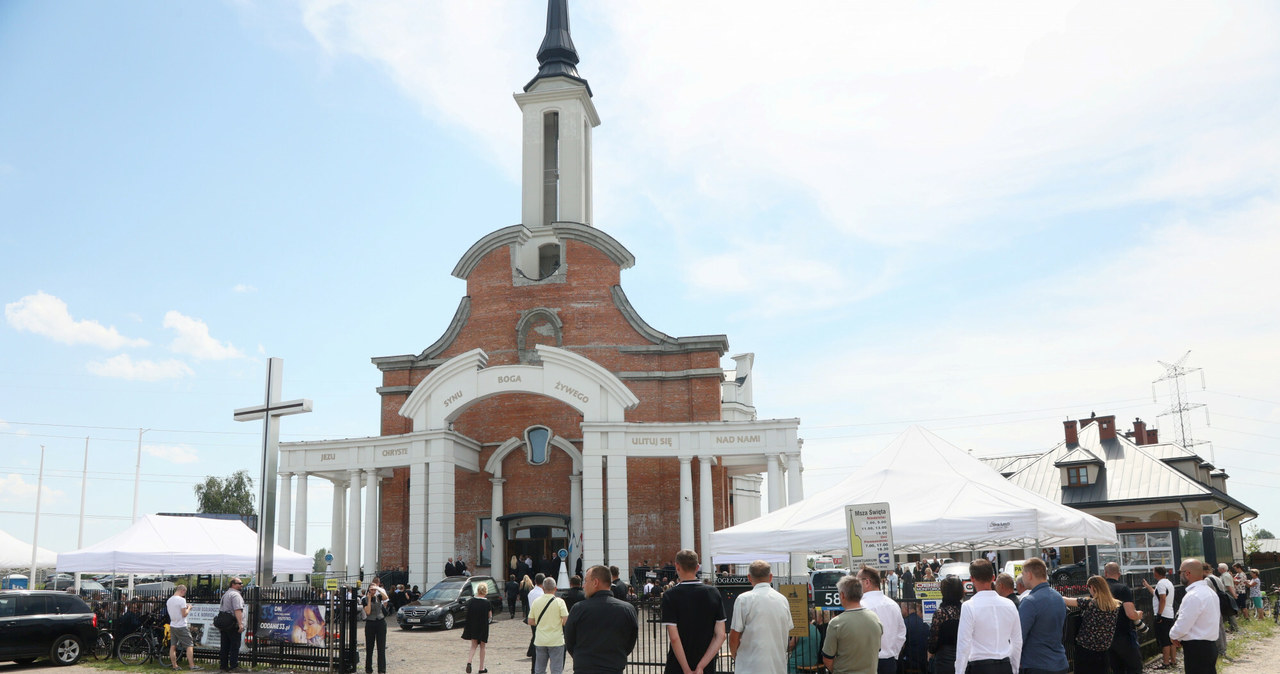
[218,578,247,673]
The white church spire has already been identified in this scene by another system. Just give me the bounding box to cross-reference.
[516,0,599,229]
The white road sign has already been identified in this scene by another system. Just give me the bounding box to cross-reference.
[845,502,894,570]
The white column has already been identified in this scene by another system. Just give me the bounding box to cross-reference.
[582,455,605,568]
[786,453,804,505]
[490,477,505,577]
[277,473,292,548]
[347,469,362,578]
[331,477,346,575]
[294,473,308,555]
[426,439,456,584]
[766,455,783,512]
[678,456,695,551]
[698,456,714,572]
[408,460,429,590]
[605,455,629,573]
[364,470,379,576]
[569,474,583,570]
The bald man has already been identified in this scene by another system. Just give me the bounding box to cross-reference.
[1169,559,1219,674]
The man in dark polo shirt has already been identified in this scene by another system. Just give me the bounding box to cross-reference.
[1103,562,1144,674]
[661,549,726,674]
[565,565,638,673]
[610,565,629,600]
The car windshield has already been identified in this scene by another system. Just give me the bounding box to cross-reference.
[811,571,846,590]
[938,563,970,579]
[420,583,463,602]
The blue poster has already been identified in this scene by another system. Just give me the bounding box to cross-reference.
[256,604,328,646]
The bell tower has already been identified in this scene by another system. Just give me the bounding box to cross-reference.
[516,0,600,229]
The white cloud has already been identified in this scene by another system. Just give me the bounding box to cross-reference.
[142,443,199,464]
[163,311,245,360]
[0,474,64,504]
[232,284,257,293]
[86,354,194,381]
[5,291,149,349]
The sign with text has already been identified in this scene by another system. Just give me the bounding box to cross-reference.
[921,598,939,625]
[780,584,809,638]
[844,502,894,571]
[913,581,941,600]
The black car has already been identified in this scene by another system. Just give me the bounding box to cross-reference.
[396,576,501,630]
[1051,561,1089,584]
[0,590,99,665]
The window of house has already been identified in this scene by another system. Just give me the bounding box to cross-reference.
[526,426,551,465]
[1118,532,1174,573]
[542,111,560,225]
[538,243,561,279]
[1067,466,1088,486]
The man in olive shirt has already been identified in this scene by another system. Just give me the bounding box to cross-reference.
[822,575,882,674]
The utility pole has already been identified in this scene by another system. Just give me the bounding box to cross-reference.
[75,437,88,594]
[1153,351,1212,462]
[30,445,45,588]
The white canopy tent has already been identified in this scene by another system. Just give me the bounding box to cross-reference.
[0,528,58,569]
[56,514,314,575]
[710,426,1118,562]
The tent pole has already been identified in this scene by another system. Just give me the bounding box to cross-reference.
[1084,537,1090,576]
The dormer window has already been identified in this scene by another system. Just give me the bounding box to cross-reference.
[1067,466,1088,486]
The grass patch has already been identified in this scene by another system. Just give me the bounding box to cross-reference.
[1224,616,1276,665]
[78,654,223,673]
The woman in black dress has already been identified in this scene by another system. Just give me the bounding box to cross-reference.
[461,583,492,674]
[1063,575,1121,672]
[518,575,533,619]
[928,577,964,674]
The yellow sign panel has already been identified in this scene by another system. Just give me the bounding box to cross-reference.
[325,577,339,591]
[780,584,809,638]
[914,581,941,600]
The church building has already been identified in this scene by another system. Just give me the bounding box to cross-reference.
[274,0,805,590]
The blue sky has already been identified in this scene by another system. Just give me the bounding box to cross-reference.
[2,1,1278,557]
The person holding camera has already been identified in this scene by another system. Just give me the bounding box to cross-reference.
[362,580,391,674]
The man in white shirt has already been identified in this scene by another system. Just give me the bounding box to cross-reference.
[728,560,793,674]
[885,569,899,599]
[1141,565,1177,669]
[166,584,202,671]
[955,559,1021,674]
[1170,559,1220,674]
[857,566,906,674]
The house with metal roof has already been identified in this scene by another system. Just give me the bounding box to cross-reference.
[980,414,1256,573]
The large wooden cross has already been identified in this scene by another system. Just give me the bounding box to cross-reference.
[234,357,311,588]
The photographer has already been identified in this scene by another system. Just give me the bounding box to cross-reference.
[362,580,390,674]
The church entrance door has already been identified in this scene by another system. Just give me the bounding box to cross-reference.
[502,513,570,578]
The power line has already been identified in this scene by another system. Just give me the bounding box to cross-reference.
[798,397,1153,430]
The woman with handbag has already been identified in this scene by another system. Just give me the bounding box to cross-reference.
[1062,576,1121,672]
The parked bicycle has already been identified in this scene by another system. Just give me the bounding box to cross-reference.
[91,628,115,660]
[117,613,168,666]
[1270,584,1280,625]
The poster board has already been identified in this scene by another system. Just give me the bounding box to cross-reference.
[779,584,809,638]
[844,503,894,571]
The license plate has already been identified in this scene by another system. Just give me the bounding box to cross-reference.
[406,618,420,624]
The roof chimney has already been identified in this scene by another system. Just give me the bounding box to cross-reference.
[1063,419,1078,445]
[1093,414,1117,440]
[1148,428,1158,443]
[1129,417,1150,445]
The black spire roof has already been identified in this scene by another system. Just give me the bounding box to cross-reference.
[524,0,591,96]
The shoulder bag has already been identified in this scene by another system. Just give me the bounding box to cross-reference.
[526,595,555,658]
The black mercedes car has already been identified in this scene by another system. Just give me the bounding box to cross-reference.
[396,576,501,630]
[0,590,99,665]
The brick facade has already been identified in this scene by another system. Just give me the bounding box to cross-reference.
[375,237,729,573]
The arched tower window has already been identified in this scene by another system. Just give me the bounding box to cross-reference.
[538,243,561,279]
[525,426,551,466]
[542,111,560,225]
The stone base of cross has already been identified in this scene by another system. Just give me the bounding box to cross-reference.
[234,357,311,588]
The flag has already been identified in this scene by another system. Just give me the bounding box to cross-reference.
[481,530,489,553]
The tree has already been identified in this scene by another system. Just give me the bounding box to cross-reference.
[194,470,256,516]
[1244,524,1263,561]
[313,548,328,573]
[1257,528,1275,540]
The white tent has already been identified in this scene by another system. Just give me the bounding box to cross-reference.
[0,529,58,569]
[709,426,1118,562]
[56,514,314,575]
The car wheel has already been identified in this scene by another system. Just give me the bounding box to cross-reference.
[442,613,454,630]
[49,635,83,666]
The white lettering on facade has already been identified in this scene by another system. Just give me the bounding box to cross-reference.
[630,437,674,447]
[714,434,761,445]
[554,381,589,403]
[320,453,336,462]
[442,390,464,407]
[382,448,408,457]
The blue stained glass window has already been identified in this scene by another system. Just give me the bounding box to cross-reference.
[527,426,550,465]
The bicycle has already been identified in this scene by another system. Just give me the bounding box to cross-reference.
[1270,584,1279,625]
[91,628,115,660]
[117,614,168,666]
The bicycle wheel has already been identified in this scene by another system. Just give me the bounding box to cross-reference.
[92,631,114,660]
[117,633,150,666]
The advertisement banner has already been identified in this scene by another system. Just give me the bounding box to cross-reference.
[844,503,894,571]
[188,603,246,652]
[255,604,329,646]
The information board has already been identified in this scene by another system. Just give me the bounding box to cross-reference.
[844,502,894,570]
[779,584,809,637]
[914,581,940,600]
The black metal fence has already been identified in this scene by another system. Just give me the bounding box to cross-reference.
[89,583,358,672]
